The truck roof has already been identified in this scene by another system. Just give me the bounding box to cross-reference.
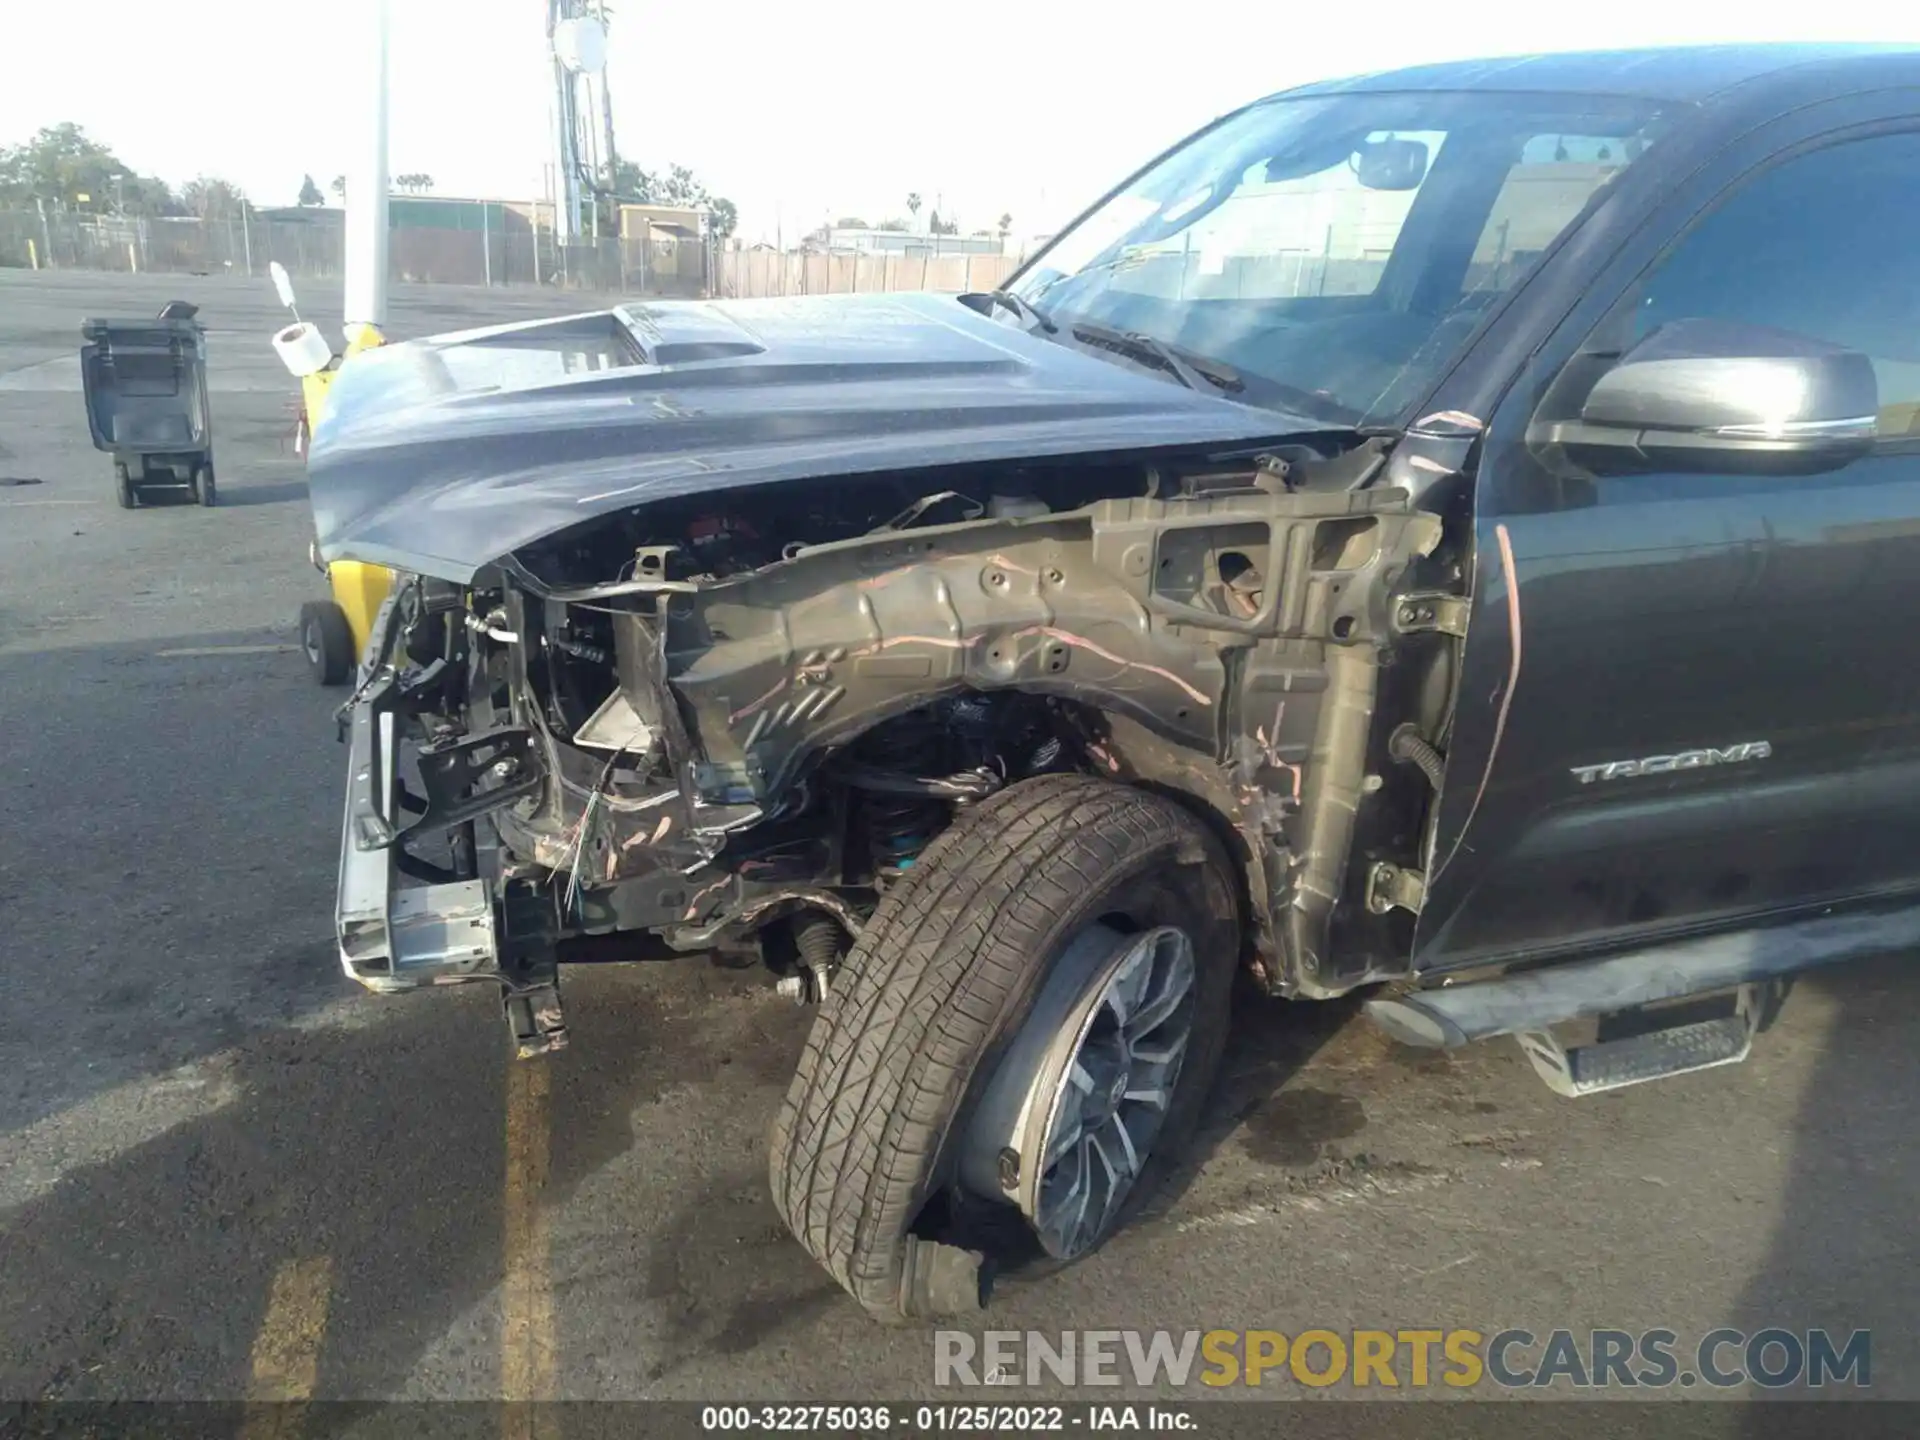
[1278,42,1920,105]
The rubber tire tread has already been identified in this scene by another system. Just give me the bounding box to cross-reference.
[300,600,355,686]
[769,773,1229,1322]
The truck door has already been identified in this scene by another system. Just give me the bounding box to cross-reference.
[1417,124,1920,973]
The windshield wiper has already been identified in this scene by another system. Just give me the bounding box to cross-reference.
[1068,322,1244,395]
[980,289,1058,334]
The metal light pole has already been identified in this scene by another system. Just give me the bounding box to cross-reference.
[344,0,392,342]
[551,49,578,252]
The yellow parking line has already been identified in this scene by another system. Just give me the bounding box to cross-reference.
[503,1061,558,1438]
[242,1256,333,1440]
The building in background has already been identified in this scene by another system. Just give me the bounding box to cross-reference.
[616,203,706,244]
[615,203,707,293]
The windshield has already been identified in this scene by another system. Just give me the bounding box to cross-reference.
[1011,90,1664,427]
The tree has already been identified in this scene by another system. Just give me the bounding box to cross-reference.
[0,122,180,215]
[0,122,113,205]
[617,160,698,206]
[997,211,1012,238]
[611,158,736,237]
[180,175,246,219]
[874,217,910,232]
[658,165,705,206]
[611,157,654,201]
[927,210,958,236]
[394,172,435,194]
[116,173,181,215]
[833,216,870,230]
[297,174,325,206]
[906,192,922,227]
[330,175,346,201]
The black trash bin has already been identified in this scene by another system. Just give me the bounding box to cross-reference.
[80,301,217,508]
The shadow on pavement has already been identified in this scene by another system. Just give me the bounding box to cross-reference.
[0,961,827,1401]
[118,483,306,510]
[204,484,309,509]
[549,965,828,1390]
[1145,981,1361,1221]
[538,969,1360,1388]
[0,629,346,1131]
[1731,951,1920,1406]
[0,988,502,1401]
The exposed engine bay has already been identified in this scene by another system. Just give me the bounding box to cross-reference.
[338,439,1458,1053]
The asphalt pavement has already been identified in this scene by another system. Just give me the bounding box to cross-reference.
[0,270,1913,1413]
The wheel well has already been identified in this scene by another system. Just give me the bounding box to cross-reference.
[830,692,1258,972]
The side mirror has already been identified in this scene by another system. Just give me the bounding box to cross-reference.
[1354,137,1429,191]
[270,261,298,313]
[1537,319,1878,476]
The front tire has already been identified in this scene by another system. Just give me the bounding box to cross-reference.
[769,774,1240,1322]
[114,462,138,509]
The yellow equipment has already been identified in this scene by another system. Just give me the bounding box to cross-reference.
[295,326,396,686]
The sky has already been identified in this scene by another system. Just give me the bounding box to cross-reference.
[4,1,1917,244]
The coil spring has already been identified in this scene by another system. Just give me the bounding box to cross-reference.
[855,715,949,879]
[946,694,995,735]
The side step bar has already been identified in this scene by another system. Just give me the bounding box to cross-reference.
[1513,991,1761,1097]
[1367,902,1920,1095]
[1367,903,1920,1048]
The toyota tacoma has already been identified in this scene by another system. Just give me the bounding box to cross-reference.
[306,43,1920,1320]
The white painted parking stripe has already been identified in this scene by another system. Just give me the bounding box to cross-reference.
[0,355,291,394]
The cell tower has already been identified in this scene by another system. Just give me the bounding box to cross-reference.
[548,1,618,255]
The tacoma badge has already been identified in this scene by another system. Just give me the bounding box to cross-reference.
[1571,742,1772,785]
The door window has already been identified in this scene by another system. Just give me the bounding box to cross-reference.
[1619,132,1920,436]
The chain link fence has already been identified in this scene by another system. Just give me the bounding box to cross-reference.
[1,209,1026,299]
[0,208,716,293]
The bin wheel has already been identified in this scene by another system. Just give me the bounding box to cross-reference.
[196,464,218,508]
[299,601,355,686]
[114,462,138,509]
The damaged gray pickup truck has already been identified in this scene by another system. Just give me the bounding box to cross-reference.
[308,43,1920,1319]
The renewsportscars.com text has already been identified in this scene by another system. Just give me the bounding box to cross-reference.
[934,1327,1870,1390]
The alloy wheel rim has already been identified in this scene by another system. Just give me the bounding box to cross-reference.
[958,922,1197,1261]
[1028,926,1195,1258]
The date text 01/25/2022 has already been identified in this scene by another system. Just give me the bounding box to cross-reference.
[699,1404,1196,1431]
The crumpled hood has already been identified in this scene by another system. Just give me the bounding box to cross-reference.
[305,291,1301,582]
